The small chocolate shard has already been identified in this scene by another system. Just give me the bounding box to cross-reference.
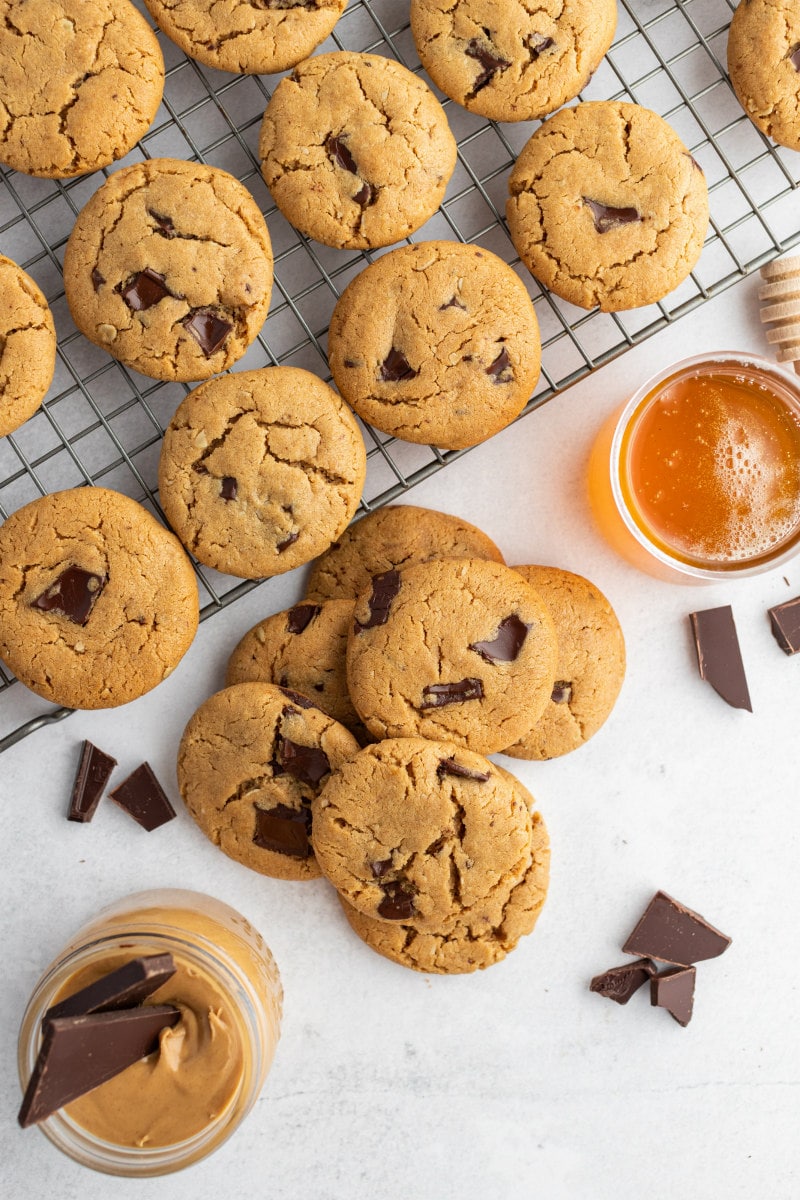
[377,879,416,921]
[220,476,237,501]
[622,890,732,967]
[466,37,510,93]
[527,33,555,60]
[469,614,530,662]
[788,45,800,71]
[419,678,484,708]
[183,309,232,357]
[486,345,513,382]
[343,359,359,368]
[650,965,696,1027]
[67,740,117,823]
[119,269,171,312]
[590,958,656,1005]
[287,604,321,635]
[379,347,418,383]
[275,737,330,787]
[685,152,704,173]
[276,685,316,709]
[277,530,299,553]
[18,1006,181,1128]
[44,954,176,1026]
[689,605,752,711]
[108,763,176,832]
[583,197,642,234]
[440,295,466,311]
[32,567,106,627]
[550,680,573,704]
[253,803,312,858]
[356,569,401,631]
[767,594,800,655]
[437,757,491,782]
[149,210,175,237]
[353,181,375,208]
[370,857,392,878]
[90,267,105,292]
[325,133,358,173]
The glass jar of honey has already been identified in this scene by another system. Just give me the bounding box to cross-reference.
[588,353,800,582]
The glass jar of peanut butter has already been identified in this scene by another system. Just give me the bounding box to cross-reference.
[17,888,282,1176]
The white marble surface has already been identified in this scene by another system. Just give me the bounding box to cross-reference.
[2,277,799,1200]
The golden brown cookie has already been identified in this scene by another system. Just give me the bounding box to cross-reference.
[177,682,360,881]
[63,159,273,382]
[502,566,625,760]
[728,0,800,151]
[507,101,709,312]
[0,488,198,709]
[259,51,457,250]
[327,241,541,449]
[0,256,56,439]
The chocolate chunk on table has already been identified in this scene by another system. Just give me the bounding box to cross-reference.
[67,740,117,823]
[44,954,176,1026]
[590,959,657,1005]
[108,763,176,832]
[622,890,731,967]
[768,594,800,655]
[650,965,696,1027]
[689,604,752,711]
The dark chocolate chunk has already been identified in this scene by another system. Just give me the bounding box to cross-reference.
[583,197,642,234]
[287,604,321,635]
[277,685,315,709]
[469,614,530,662]
[419,678,484,708]
[550,680,573,705]
[379,346,418,383]
[689,604,752,711]
[67,740,117,823]
[44,954,176,1026]
[789,45,800,71]
[90,267,105,292]
[183,309,233,357]
[590,958,657,1005]
[253,803,312,858]
[465,37,511,93]
[440,295,466,311]
[119,269,171,312]
[325,133,358,174]
[32,567,106,626]
[355,569,401,631]
[18,1006,181,1128]
[220,476,238,501]
[277,530,299,553]
[527,33,555,60]
[275,737,330,787]
[650,965,696,1027]
[486,345,513,382]
[767,594,800,655]
[353,181,375,208]
[370,857,392,878]
[343,359,359,368]
[622,890,732,967]
[148,210,175,237]
[437,757,491,782]
[108,763,176,832]
[377,879,416,921]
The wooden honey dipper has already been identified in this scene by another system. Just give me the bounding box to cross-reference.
[759,254,800,374]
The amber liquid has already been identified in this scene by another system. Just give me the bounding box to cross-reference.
[619,363,800,568]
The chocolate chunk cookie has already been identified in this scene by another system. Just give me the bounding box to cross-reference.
[177,682,359,881]
[259,52,457,250]
[728,0,800,151]
[63,159,273,382]
[0,0,164,178]
[0,256,56,439]
[313,737,532,932]
[411,0,617,123]
[327,241,541,449]
[305,504,505,601]
[159,367,366,578]
[0,487,198,709]
[507,101,709,312]
[346,558,558,754]
[502,566,625,760]
[143,0,347,75]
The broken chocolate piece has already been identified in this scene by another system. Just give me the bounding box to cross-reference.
[275,737,330,787]
[767,594,800,655]
[287,604,321,635]
[590,958,657,1005]
[689,604,752,711]
[583,197,642,234]
[119,269,171,312]
[90,267,105,292]
[277,530,299,553]
[325,133,358,174]
[44,954,176,1026]
[440,296,466,311]
[650,965,696,1027]
[466,38,511,93]
[220,476,237,501]
[353,181,375,208]
[108,763,176,832]
[377,879,416,920]
[550,680,572,704]
[149,210,175,237]
[370,857,392,878]
[277,686,315,709]
[622,890,732,967]
[67,740,117,823]
[253,803,312,858]
[32,567,106,627]
[183,309,233,357]
[486,345,513,382]
[437,757,491,782]
[355,569,401,631]
[18,1006,181,1128]
[419,678,484,708]
[469,614,530,662]
[527,33,555,60]
[788,44,800,71]
[379,347,418,383]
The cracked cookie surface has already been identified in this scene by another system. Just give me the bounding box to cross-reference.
[159,367,366,578]
[259,51,457,250]
[0,487,198,709]
[0,0,164,178]
[346,557,558,754]
[63,158,273,382]
[507,101,709,312]
[0,256,56,439]
[143,0,347,75]
[327,241,541,449]
[312,737,532,933]
[411,0,616,123]
[177,681,360,881]
[503,565,625,760]
[728,0,800,151]
[305,504,504,601]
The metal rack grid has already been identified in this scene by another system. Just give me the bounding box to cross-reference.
[1,0,799,749]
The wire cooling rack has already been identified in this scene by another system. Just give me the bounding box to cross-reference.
[1,0,799,749]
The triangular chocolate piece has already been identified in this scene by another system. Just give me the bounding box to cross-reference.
[622,891,731,967]
[590,958,657,1005]
[108,763,176,832]
[650,966,696,1026]
[67,740,117,823]
[43,954,175,1026]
